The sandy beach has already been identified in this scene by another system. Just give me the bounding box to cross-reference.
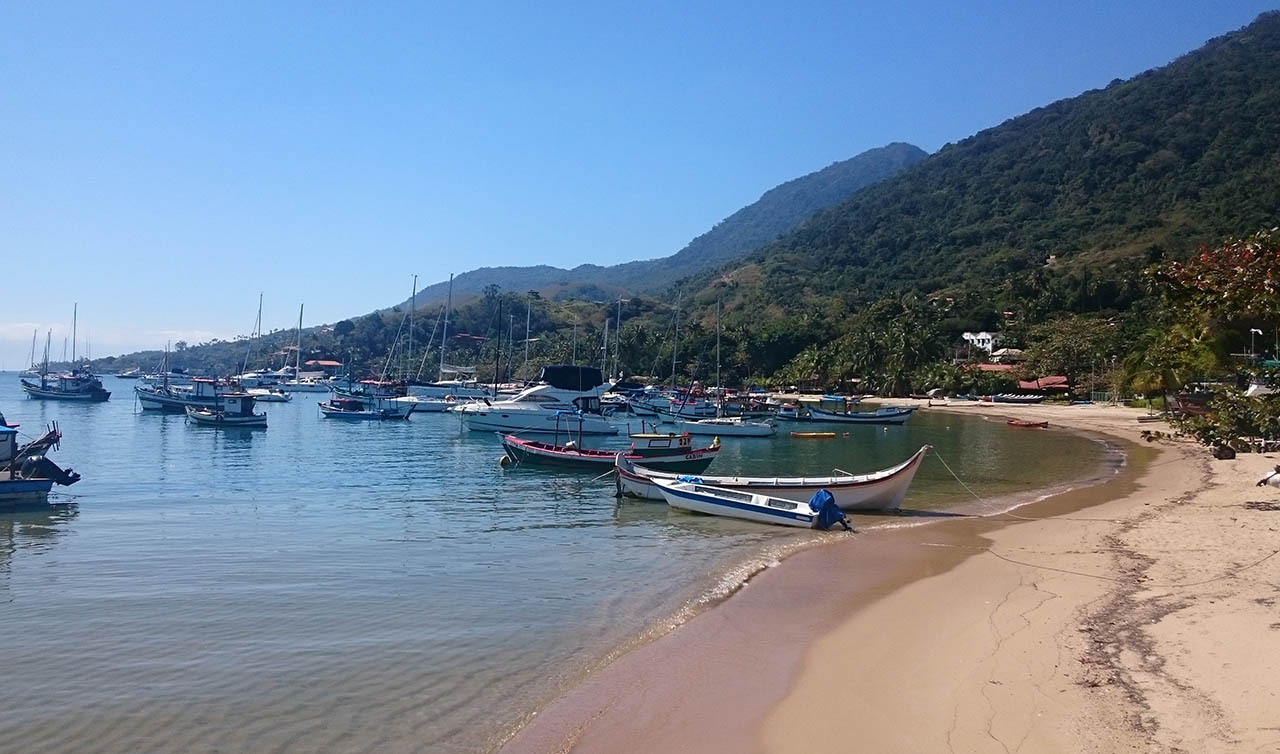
[499,402,1280,754]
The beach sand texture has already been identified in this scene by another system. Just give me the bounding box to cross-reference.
[501,403,1280,754]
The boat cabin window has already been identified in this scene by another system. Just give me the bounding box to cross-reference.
[765,498,798,510]
[572,396,600,412]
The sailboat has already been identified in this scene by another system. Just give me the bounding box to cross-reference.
[21,309,111,402]
[673,300,774,436]
[282,304,331,392]
[406,273,490,400]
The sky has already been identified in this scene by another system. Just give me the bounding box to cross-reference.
[0,0,1273,367]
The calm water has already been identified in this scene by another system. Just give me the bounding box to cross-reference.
[0,376,1109,754]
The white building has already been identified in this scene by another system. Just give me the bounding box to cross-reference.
[962,331,1001,354]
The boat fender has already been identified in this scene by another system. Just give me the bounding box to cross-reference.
[499,455,510,468]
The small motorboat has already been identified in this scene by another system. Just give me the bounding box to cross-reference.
[773,403,806,421]
[246,387,292,402]
[185,393,267,428]
[674,417,776,437]
[791,431,836,438]
[618,445,929,512]
[807,406,914,425]
[501,432,719,473]
[1007,419,1049,429]
[319,396,413,420]
[653,480,850,530]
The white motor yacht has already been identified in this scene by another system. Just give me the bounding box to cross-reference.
[456,365,616,435]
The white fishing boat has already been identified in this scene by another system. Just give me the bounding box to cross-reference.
[807,406,915,425]
[773,403,806,421]
[674,417,776,437]
[653,479,849,530]
[136,377,227,412]
[616,445,929,511]
[456,365,617,435]
[185,393,267,428]
[318,395,414,420]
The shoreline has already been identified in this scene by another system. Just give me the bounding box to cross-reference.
[497,403,1258,753]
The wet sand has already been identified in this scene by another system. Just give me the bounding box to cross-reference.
[499,402,1280,753]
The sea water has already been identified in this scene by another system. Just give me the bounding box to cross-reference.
[0,377,1108,753]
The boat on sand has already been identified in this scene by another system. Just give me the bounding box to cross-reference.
[616,445,929,512]
[653,480,850,530]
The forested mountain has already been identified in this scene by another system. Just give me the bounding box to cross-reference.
[693,11,1280,330]
[392,142,926,309]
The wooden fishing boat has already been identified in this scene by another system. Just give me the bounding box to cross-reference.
[653,480,850,530]
[1006,419,1049,429]
[807,406,914,425]
[501,433,718,473]
[0,420,82,508]
[616,445,930,512]
[791,431,836,438]
[185,394,267,428]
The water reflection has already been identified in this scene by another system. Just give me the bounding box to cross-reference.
[0,505,79,586]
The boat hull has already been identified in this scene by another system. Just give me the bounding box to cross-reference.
[656,482,820,528]
[0,478,55,507]
[502,436,717,472]
[461,408,617,435]
[318,401,413,420]
[21,382,110,402]
[618,445,929,511]
[674,420,775,437]
[807,406,914,425]
[185,407,268,427]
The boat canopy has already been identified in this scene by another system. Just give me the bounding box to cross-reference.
[539,365,604,391]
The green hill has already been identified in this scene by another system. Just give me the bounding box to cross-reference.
[392,142,926,308]
[696,11,1280,328]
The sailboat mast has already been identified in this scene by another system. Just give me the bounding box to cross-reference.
[408,274,417,382]
[29,330,36,369]
[523,292,531,380]
[440,273,453,379]
[601,317,609,374]
[243,292,262,374]
[715,298,721,393]
[71,303,78,364]
[295,304,304,379]
[671,291,681,390]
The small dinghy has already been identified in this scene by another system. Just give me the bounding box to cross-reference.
[185,393,267,428]
[654,480,850,530]
[1006,419,1049,429]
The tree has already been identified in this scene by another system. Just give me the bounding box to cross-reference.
[1020,314,1121,392]
[334,320,355,338]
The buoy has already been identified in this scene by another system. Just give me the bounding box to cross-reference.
[499,455,510,467]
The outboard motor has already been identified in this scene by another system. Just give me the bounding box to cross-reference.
[809,489,851,531]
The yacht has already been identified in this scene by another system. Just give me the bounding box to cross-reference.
[456,365,616,435]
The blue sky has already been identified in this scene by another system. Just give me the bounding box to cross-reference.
[0,0,1272,366]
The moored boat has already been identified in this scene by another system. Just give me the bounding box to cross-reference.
[319,395,413,420]
[0,418,82,508]
[807,406,914,425]
[654,480,850,530]
[616,445,930,512]
[501,432,719,473]
[185,393,268,428]
[135,377,227,412]
[674,417,776,437]
[457,365,616,435]
[245,386,292,402]
[21,370,111,402]
[992,393,1046,404]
